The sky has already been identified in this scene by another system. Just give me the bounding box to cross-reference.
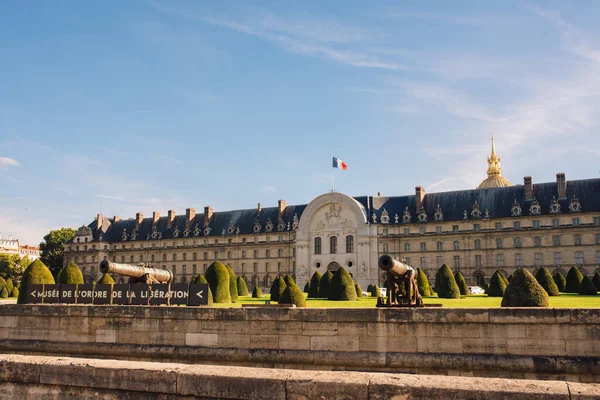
[2,1,600,246]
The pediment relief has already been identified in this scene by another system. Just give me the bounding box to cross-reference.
[309,203,356,234]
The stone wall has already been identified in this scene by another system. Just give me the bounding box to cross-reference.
[1,354,598,399]
[0,305,598,382]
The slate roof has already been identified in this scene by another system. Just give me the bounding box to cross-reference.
[78,178,600,243]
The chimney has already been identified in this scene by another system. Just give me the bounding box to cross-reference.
[278,200,287,218]
[524,176,533,201]
[153,211,160,224]
[96,213,103,229]
[136,212,144,226]
[186,208,196,226]
[415,186,426,211]
[203,206,213,226]
[113,215,121,223]
[257,202,262,214]
[167,209,176,228]
[557,173,566,199]
[377,192,382,197]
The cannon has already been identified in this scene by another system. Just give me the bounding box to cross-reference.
[99,260,173,284]
[377,255,423,307]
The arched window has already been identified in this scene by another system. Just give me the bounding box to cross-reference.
[193,252,197,260]
[172,253,177,261]
[346,235,354,253]
[151,254,155,262]
[163,254,167,261]
[214,251,219,259]
[496,238,503,249]
[314,237,322,254]
[183,253,187,261]
[420,242,427,252]
[266,249,271,258]
[383,243,389,253]
[242,250,246,258]
[436,241,443,251]
[514,238,522,248]
[278,249,283,257]
[203,252,208,260]
[253,249,258,258]
[474,239,480,250]
[453,240,459,250]
[130,255,134,263]
[330,236,337,254]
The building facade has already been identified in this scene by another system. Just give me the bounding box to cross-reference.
[0,233,40,260]
[65,141,600,289]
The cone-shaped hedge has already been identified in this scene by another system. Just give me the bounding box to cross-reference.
[270,276,287,302]
[535,267,559,296]
[17,259,55,304]
[205,261,231,303]
[435,264,461,299]
[553,271,567,292]
[565,267,584,293]
[279,281,306,307]
[328,267,357,301]
[308,271,322,298]
[417,268,432,296]
[371,284,381,297]
[0,286,7,298]
[355,283,363,297]
[0,277,6,290]
[237,276,249,296]
[454,271,469,296]
[318,271,334,298]
[58,261,84,284]
[501,268,549,307]
[367,284,374,293]
[579,275,598,295]
[225,265,238,303]
[284,275,295,285]
[9,287,18,298]
[252,285,263,298]
[192,274,209,285]
[303,282,310,293]
[486,271,508,297]
[5,279,13,292]
[500,273,509,285]
[98,273,115,284]
[481,281,489,292]
[593,272,600,291]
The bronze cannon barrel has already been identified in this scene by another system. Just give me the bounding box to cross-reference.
[99,260,173,283]
[378,255,414,277]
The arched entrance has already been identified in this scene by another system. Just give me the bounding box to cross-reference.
[327,262,341,272]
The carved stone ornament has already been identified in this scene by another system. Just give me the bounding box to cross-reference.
[372,212,377,223]
[203,226,212,235]
[358,263,367,277]
[122,229,128,240]
[298,265,307,278]
[222,229,226,236]
[98,234,103,241]
[151,226,159,239]
[417,208,428,223]
[277,219,286,232]
[253,220,262,233]
[569,195,582,213]
[172,228,180,238]
[381,208,390,224]
[471,201,481,218]
[236,227,240,234]
[193,225,201,236]
[146,233,150,240]
[76,225,92,236]
[227,222,235,234]
[549,196,561,214]
[511,199,522,217]
[463,210,468,220]
[434,204,443,222]
[183,228,191,237]
[529,198,541,215]
[265,218,274,232]
[394,214,399,224]
[292,214,299,230]
[287,222,291,231]
[402,206,411,223]
[484,209,490,219]
[131,229,138,240]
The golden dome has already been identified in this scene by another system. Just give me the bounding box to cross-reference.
[478,137,512,189]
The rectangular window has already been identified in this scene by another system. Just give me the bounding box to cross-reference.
[496,254,504,267]
[404,228,410,235]
[553,235,561,246]
[266,236,270,243]
[573,218,580,226]
[436,256,443,268]
[514,221,521,230]
[453,241,459,250]
[552,219,560,228]
[242,238,247,244]
[473,224,480,232]
[193,264,197,274]
[172,265,177,274]
[576,251,584,265]
[453,225,459,233]
[382,228,388,236]
[596,251,600,265]
[534,237,541,247]
[515,254,523,267]
[535,253,542,266]
[554,252,562,266]
[420,242,426,252]
[420,257,427,269]
[453,255,460,269]
[596,233,600,245]
[574,234,582,246]
[495,222,502,231]
[533,220,540,229]
[278,236,283,243]
[182,265,187,274]
[474,239,481,250]
[404,243,410,252]
[595,217,600,226]
[436,226,442,234]
[420,227,426,235]
[496,238,503,249]
[404,257,411,265]
[475,255,482,268]
[383,244,389,253]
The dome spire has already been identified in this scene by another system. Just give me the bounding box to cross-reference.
[477,136,512,188]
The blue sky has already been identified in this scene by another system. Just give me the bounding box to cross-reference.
[2,1,600,245]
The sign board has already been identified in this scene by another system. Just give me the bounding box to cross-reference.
[93,284,112,305]
[27,284,44,304]
[77,284,95,305]
[188,284,209,306]
[43,284,60,304]
[60,284,77,304]
[169,284,189,306]
[112,284,130,305]
[150,284,169,305]
[130,284,151,305]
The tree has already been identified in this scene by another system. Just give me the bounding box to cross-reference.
[270,276,286,302]
[454,271,469,296]
[225,265,238,303]
[308,271,322,298]
[98,273,115,284]
[318,271,334,298]
[205,261,231,303]
[486,270,508,297]
[39,228,76,273]
[553,271,567,292]
[592,271,600,292]
[534,267,559,296]
[328,267,357,301]
[0,253,29,281]
[9,287,18,298]
[579,275,598,295]
[252,285,263,298]
[237,276,249,296]
[355,283,363,297]
[57,261,84,284]
[435,264,461,299]
[417,268,432,296]
[565,267,584,293]
[17,259,55,304]
[501,268,549,307]
[279,281,306,307]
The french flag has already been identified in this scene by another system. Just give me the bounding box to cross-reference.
[332,156,347,171]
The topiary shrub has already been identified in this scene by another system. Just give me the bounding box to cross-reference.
[0,277,7,291]
[252,285,263,298]
[486,270,508,297]
[15,282,20,290]
[370,284,381,297]
[355,283,363,297]
[279,281,306,307]
[308,271,321,298]
[318,271,334,298]
[328,267,357,301]
[58,261,84,284]
[5,279,13,293]
[565,267,584,293]
[553,271,567,292]
[454,271,469,296]
[303,282,310,293]
[9,287,18,298]
[225,265,238,303]
[98,273,115,284]
[193,274,208,284]
[481,281,489,292]
[579,275,598,295]
[501,268,549,307]
[17,259,55,304]
[593,271,600,292]
[367,284,374,293]
[417,268,432,296]
[284,275,295,286]
[435,264,461,299]
[205,261,231,303]
[0,286,7,299]
[237,276,249,296]
[270,276,286,302]
[535,267,559,296]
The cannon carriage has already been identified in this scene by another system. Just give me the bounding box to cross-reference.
[376,255,423,307]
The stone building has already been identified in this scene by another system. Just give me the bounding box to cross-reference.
[0,233,40,260]
[65,139,600,289]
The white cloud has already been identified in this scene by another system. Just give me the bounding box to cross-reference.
[0,157,19,169]
[95,194,123,201]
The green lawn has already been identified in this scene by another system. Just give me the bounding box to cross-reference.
[214,293,600,308]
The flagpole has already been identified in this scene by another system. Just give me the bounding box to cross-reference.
[331,164,335,192]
